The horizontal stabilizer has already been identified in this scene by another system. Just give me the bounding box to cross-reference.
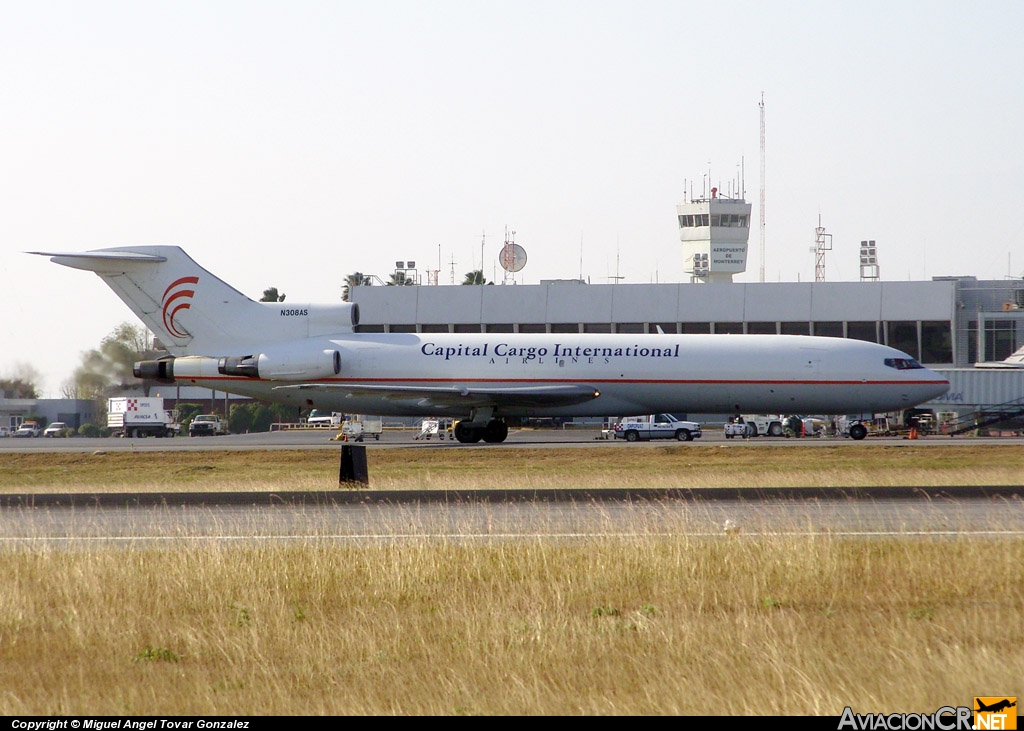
[29,250,167,272]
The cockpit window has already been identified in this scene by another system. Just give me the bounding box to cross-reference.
[884,357,924,370]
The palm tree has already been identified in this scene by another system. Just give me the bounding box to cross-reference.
[260,287,285,302]
[342,272,372,301]
[462,270,488,285]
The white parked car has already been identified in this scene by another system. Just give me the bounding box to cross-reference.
[43,422,70,437]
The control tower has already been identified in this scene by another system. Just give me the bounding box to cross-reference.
[677,187,752,283]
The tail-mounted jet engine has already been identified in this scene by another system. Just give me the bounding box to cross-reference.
[135,346,342,383]
[133,357,177,383]
[218,347,341,380]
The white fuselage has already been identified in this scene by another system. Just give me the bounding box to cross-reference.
[37,246,950,429]
[170,332,950,418]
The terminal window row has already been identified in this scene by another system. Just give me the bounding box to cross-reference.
[677,214,749,228]
[357,320,953,363]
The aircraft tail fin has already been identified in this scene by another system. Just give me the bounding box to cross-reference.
[32,246,358,356]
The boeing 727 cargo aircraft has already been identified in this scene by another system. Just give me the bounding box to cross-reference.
[34,246,949,442]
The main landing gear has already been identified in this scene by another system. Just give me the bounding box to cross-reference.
[453,418,509,444]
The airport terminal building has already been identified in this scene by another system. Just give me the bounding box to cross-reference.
[350,192,1024,418]
[350,275,1024,370]
[352,191,1024,368]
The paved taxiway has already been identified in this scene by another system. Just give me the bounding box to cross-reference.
[3,426,1022,452]
[2,487,1022,546]
[2,428,1022,545]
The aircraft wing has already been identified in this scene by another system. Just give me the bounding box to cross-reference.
[976,345,1024,368]
[273,382,601,409]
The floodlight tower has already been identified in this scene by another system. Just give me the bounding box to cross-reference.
[860,240,880,281]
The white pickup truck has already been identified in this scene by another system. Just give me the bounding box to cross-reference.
[188,414,228,437]
[613,414,702,442]
[307,409,343,427]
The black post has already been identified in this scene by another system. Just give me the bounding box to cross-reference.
[339,444,369,487]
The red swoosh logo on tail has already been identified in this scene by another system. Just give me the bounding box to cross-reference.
[161,276,199,339]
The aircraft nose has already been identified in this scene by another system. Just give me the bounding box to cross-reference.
[921,369,950,401]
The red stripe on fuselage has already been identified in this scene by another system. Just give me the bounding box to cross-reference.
[178,376,949,387]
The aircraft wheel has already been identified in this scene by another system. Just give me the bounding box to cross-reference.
[849,423,868,441]
[482,419,509,443]
[454,421,482,444]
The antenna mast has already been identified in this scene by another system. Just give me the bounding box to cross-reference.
[814,215,832,282]
[759,92,766,283]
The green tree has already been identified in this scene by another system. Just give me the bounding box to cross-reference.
[342,272,372,301]
[267,402,300,426]
[0,362,41,399]
[176,403,206,429]
[260,287,286,302]
[229,403,256,434]
[228,401,290,433]
[71,322,159,399]
[0,377,38,399]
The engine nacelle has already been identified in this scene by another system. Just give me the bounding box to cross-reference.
[135,356,224,381]
[306,302,359,336]
[218,346,341,381]
[134,357,176,382]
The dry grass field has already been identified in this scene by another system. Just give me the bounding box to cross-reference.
[0,443,1020,715]
[1,442,1023,492]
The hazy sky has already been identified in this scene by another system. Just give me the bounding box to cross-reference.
[3,1,1023,396]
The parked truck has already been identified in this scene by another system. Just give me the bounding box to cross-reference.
[188,413,228,437]
[613,414,702,442]
[306,409,343,427]
[13,420,42,438]
[108,397,181,438]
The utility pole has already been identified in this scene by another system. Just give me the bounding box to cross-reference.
[759,92,766,283]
